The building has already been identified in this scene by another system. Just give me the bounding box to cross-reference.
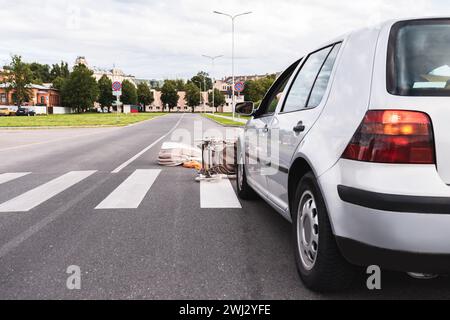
[0,83,63,114]
[75,56,137,87]
[147,90,216,113]
[135,78,164,89]
[222,73,276,83]
[213,73,280,111]
[214,78,244,111]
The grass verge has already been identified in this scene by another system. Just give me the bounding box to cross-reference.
[0,113,167,128]
[215,112,251,120]
[202,114,246,127]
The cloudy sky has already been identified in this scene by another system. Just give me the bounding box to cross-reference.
[0,0,449,80]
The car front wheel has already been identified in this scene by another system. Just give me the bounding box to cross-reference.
[292,172,356,292]
[236,152,257,200]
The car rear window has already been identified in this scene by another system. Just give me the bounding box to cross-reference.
[388,19,450,96]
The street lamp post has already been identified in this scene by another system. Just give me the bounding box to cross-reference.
[202,55,223,115]
[203,77,206,113]
[213,10,252,120]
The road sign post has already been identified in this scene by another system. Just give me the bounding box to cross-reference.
[112,82,122,113]
[235,81,244,93]
[112,81,122,122]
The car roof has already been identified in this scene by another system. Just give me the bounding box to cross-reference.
[303,16,450,58]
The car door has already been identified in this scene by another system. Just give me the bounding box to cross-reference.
[266,43,342,212]
[245,61,300,195]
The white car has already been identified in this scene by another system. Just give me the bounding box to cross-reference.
[236,17,450,292]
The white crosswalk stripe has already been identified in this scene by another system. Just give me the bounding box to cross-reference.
[96,169,161,209]
[0,170,242,212]
[200,178,242,209]
[0,172,31,185]
[0,171,97,213]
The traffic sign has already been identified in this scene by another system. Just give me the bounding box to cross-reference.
[112,81,122,92]
[234,81,245,93]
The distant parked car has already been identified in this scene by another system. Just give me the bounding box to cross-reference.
[16,107,36,116]
[0,107,16,116]
[0,108,10,116]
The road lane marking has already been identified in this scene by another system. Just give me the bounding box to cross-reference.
[111,114,185,173]
[0,173,110,259]
[0,172,31,185]
[200,178,242,209]
[0,171,96,212]
[96,169,161,209]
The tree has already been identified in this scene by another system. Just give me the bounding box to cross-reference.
[3,55,33,107]
[173,79,186,91]
[29,62,51,83]
[97,75,114,110]
[50,61,70,80]
[61,64,99,113]
[52,76,66,91]
[208,89,226,112]
[242,75,276,104]
[160,80,178,111]
[137,82,154,110]
[162,79,185,91]
[190,71,213,91]
[185,82,200,112]
[121,80,137,105]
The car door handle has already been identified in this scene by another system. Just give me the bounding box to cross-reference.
[293,121,306,133]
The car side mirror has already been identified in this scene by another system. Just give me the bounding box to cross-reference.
[235,102,255,116]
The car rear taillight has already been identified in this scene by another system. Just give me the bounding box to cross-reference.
[342,110,435,164]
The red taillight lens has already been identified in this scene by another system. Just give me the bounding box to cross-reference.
[342,110,435,164]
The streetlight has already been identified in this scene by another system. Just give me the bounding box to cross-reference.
[213,10,252,120]
[202,55,223,115]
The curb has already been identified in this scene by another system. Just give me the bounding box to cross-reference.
[201,115,245,128]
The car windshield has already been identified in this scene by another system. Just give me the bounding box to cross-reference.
[388,19,450,96]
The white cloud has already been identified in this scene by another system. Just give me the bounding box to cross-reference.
[0,0,448,79]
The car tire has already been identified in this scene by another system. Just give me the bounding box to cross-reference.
[292,172,356,292]
[236,152,257,200]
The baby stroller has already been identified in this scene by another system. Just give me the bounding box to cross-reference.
[196,138,237,181]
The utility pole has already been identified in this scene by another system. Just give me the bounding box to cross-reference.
[213,11,252,119]
[202,55,223,114]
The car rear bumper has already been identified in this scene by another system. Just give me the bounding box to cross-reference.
[337,185,450,214]
[319,159,450,272]
[336,236,450,274]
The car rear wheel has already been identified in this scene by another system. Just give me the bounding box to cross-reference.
[236,152,257,200]
[292,172,356,292]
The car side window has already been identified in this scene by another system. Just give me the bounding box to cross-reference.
[265,77,290,114]
[282,45,334,113]
[254,60,301,118]
[307,43,341,108]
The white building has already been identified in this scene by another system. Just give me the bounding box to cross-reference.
[74,56,137,87]
[214,79,244,111]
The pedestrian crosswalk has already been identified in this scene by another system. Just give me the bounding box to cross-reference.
[200,179,242,209]
[0,171,97,213]
[0,169,242,212]
[0,172,30,186]
[96,169,161,209]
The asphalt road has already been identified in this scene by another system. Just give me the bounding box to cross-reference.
[0,113,450,300]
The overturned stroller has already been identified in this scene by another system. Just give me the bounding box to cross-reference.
[196,138,237,181]
[157,138,237,181]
